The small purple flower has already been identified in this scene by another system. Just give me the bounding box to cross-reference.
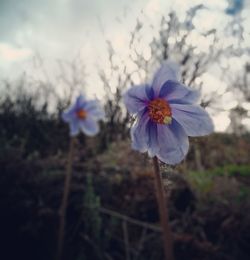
[123,61,214,165]
[62,94,105,137]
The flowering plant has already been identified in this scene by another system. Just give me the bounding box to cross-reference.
[62,94,105,136]
[123,61,214,165]
[57,94,104,260]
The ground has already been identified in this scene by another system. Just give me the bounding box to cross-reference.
[0,137,250,260]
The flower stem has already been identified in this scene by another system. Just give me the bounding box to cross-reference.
[153,157,174,260]
[56,137,75,260]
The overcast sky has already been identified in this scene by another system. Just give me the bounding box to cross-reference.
[0,0,249,131]
[1,0,241,76]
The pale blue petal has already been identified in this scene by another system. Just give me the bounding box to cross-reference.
[131,110,150,152]
[145,85,154,100]
[156,120,189,165]
[159,80,200,104]
[80,117,99,136]
[147,121,159,157]
[171,104,214,136]
[75,94,86,109]
[62,94,87,122]
[152,61,180,96]
[62,106,77,122]
[84,100,105,120]
[123,84,151,114]
[83,99,100,110]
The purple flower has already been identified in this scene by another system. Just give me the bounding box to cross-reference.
[123,61,214,165]
[62,94,105,137]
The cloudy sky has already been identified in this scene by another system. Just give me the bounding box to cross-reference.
[0,0,249,131]
[1,0,242,76]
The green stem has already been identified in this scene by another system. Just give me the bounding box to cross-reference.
[56,137,75,260]
[153,157,174,260]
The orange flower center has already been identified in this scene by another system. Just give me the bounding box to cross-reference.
[76,109,87,119]
[148,98,172,124]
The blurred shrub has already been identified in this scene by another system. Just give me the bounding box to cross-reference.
[190,164,250,178]
[0,85,70,157]
[187,164,250,203]
[213,164,250,177]
[187,170,214,196]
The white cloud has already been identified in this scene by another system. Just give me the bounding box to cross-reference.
[144,0,161,16]
[0,42,32,61]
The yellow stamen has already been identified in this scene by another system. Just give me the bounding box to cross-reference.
[148,98,172,124]
[163,116,172,124]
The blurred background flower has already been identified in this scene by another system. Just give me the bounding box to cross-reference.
[62,94,105,136]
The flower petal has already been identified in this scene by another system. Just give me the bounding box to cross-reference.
[147,121,159,157]
[152,61,180,96]
[62,94,87,123]
[62,106,77,122]
[84,100,105,120]
[75,94,86,109]
[123,84,151,114]
[80,117,99,136]
[156,119,189,165]
[159,80,200,104]
[171,104,214,136]
[131,110,150,152]
[145,85,154,100]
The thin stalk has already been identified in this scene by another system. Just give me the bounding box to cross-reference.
[153,156,174,260]
[56,137,75,260]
